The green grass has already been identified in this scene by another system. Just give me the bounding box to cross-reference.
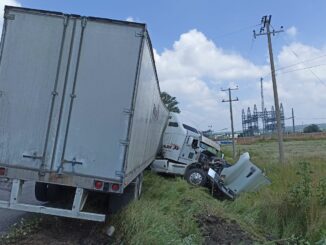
[111,173,205,244]
[112,139,326,244]
[223,140,326,243]
[111,173,263,245]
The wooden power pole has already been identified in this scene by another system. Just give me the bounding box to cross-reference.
[221,87,239,159]
[254,15,285,164]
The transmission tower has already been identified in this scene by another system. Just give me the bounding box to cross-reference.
[260,77,265,134]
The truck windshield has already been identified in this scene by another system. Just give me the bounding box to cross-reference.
[200,142,218,156]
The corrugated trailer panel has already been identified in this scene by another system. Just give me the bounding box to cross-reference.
[0,7,169,188]
[53,19,144,181]
[125,38,169,180]
[0,8,67,170]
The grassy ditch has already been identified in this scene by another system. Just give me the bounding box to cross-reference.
[111,172,261,244]
[223,139,326,243]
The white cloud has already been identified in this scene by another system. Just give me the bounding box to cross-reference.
[155,29,326,132]
[0,0,21,33]
[286,26,298,38]
[126,16,143,23]
[274,42,326,121]
[155,29,268,131]
[126,16,134,22]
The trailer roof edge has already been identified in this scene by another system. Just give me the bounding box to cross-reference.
[4,6,146,28]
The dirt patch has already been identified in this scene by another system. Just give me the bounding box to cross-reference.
[6,216,115,245]
[197,214,255,245]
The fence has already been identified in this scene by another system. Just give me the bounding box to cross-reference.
[236,132,326,145]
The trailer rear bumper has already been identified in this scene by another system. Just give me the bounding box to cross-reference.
[0,179,106,222]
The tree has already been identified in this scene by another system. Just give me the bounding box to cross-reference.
[160,91,181,113]
[303,124,321,133]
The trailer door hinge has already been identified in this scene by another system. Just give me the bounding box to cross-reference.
[81,17,87,27]
[120,140,129,146]
[4,13,15,20]
[63,16,69,26]
[135,31,144,37]
[123,108,133,115]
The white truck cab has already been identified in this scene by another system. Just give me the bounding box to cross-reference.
[151,113,271,198]
[152,113,202,175]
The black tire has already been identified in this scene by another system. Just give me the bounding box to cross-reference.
[35,182,48,202]
[185,168,207,186]
[47,184,62,202]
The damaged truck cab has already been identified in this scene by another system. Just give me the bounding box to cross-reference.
[152,113,202,176]
[152,113,222,186]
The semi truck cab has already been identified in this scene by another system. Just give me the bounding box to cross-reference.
[152,113,202,175]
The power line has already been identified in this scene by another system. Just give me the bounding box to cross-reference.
[296,117,326,120]
[280,38,326,86]
[275,53,326,72]
[215,23,261,40]
[260,63,326,81]
[277,63,326,75]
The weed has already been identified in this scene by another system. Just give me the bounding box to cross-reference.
[317,177,326,206]
[224,140,326,242]
[0,216,42,244]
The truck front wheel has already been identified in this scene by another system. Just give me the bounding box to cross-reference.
[185,168,207,187]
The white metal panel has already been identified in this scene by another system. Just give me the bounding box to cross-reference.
[201,136,221,151]
[57,20,143,180]
[126,39,169,175]
[220,153,271,195]
[0,7,169,185]
[0,9,68,170]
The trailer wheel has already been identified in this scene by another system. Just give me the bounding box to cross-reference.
[47,184,62,202]
[185,168,207,187]
[35,182,48,202]
[108,172,143,214]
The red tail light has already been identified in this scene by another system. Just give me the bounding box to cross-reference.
[94,180,103,190]
[0,167,6,176]
[111,184,120,191]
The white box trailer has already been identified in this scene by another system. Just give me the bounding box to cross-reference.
[0,6,169,221]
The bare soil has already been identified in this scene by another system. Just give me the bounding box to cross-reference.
[9,217,115,245]
[197,214,255,245]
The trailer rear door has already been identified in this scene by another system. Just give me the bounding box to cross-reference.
[0,9,68,171]
[53,19,143,180]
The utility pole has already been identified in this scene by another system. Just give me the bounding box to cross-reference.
[254,15,285,164]
[292,108,295,133]
[221,87,239,159]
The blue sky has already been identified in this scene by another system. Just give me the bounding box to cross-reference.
[3,0,326,131]
[18,1,326,60]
